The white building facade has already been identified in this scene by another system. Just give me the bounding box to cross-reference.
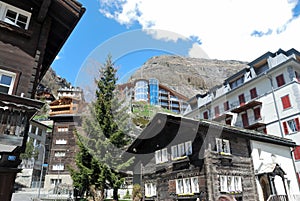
[184,48,300,184]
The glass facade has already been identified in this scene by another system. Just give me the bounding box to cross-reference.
[134,80,148,101]
[149,78,159,105]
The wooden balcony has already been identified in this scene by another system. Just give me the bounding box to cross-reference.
[230,95,262,113]
[0,93,44,152]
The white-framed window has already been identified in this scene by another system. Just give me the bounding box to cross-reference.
[191,177,199,193]
[54,151,66,157]
[57,126,69,132]
[0,1,31,29]
[52,164,64,171]
[155,148,168,164]
[56,139,67,145]
[0,69,16,94]
[288,119,298,133]
[220,176,228,192]
[171,141,193,160]
[145,183,156,197]
[183,178,191,194]
[220,175,242,193]
[50,179,61,185]
[216,138,231,154]
[176,179,184,194]
[227,176,235,192]
[176,177,199,195]
[234,176,242,192]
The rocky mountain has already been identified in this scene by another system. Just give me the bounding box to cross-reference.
[129,55,248,98]
[39,67,71,97]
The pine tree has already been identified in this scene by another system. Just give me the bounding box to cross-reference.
[71,55,134,201]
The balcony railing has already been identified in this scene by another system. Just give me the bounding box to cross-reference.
[0,93,44,150]
[230,95,262,113]
[235,115,265,129]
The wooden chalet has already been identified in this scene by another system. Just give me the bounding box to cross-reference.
[126,113,297,201]
[0,0,85,200]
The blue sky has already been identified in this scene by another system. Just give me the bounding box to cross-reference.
[52,0,300,92]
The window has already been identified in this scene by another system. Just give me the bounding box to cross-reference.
[253,107,261,120]
[216,138,230,154]
[220,176,228,192]
[56,139,67,145]
[191,177,199,193]
[203,111,208,119]
[220,175,242,193]
[155,148,168,164]
[0,69,16,94]
[276,74,285,87]
[50,179,62,185]
[281,95,291,109]
[176,177,199,194]
[250,88,257,99]
[225,118,232,125]
[52,164,64,171]
[214,106,220,117]
[171,141,192,160]
[54,151,66,157]
[241,113,249,127]
[57,127,68,132]
[145,183,156,197]
[238,94,245,106]
[224,101,229,111]
[283,118,300,134]
[0,2,31,29]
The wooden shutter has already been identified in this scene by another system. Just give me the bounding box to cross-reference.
[239,94,245,106]
[276,74,285,87]
[214,106,220,117]
[250,88,257,99]
[283,121,289,134]
[281,95,291,109]
[241,113,249,127]
[294,146,300,161]
[253,107,261,120]
[203,111,208,119]
[295,118,300,131]
[224,101,229,111]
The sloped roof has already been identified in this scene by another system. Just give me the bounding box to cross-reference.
[127,113,296,154]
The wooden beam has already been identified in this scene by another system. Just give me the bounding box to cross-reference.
[37,0,51,23]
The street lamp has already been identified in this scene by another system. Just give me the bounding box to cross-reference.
[36,143,46,199]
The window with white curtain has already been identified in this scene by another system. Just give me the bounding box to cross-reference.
[176,177,199,194]
[0,1,31,29]
[155,148,168,164]
[216,138,230,154]
[171,141,192,160]
[220,175,242,193]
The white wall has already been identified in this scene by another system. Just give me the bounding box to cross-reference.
[251,141,300,199]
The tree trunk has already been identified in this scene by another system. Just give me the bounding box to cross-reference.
[113,188,119,201]
[89,185,103,201]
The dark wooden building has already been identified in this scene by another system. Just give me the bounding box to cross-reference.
[0,0,85,200]
[126,113,296,201]
[45,91,85,191]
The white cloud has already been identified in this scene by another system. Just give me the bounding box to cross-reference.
[99,0,300,61]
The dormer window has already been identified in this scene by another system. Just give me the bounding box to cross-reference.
[0,1,31,30]
[0,69,16,94]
